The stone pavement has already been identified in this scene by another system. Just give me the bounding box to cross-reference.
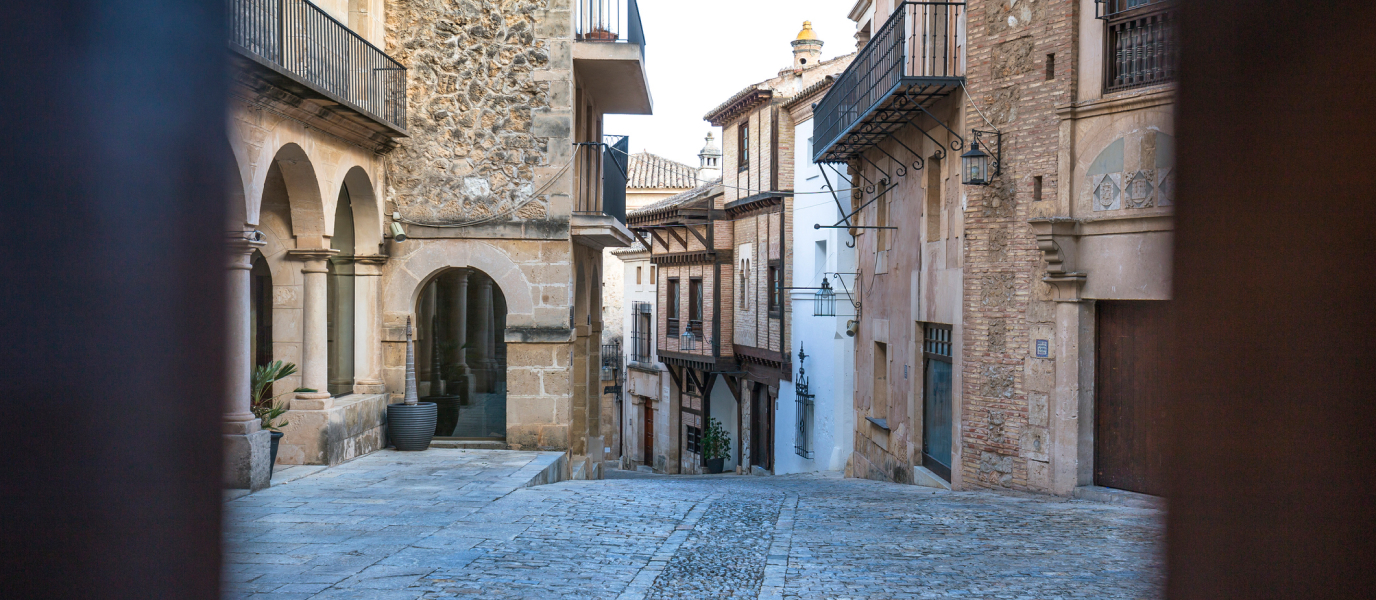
[224,450,1163,599]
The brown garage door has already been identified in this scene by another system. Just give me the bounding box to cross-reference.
[1095,300,1170,496]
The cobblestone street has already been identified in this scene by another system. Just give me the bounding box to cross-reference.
[224,450,1163,599]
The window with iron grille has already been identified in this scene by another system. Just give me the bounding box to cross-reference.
[667,278,680,336]
[686,425,702,454]
[1101,0,1177,93]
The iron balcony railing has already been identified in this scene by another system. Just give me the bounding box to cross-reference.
[813,2,964,164]
[1102,1,1177,92]
[228,0,407,132]
[573,135,629,224]
[575,0,645,51]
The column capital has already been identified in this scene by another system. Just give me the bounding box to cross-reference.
[354,254,389,277]
[226,230,266,269]
[287,248,339,273]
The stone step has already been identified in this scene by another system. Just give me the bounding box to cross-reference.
[430,440,509,450]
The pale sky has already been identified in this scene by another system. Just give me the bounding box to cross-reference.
[605,1,858,168]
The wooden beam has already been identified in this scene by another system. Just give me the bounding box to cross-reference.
[667,226,687,250]
[666,364,683,391]
[631,229,651,251]
[649,228,668,250]
[723,374,741,402]
[685,223,710,250]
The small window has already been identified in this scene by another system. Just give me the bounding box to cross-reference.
[873,341,889,419]
[650,266,657,286]
[1034,176,1044,202]
[636,266,642,285]
[767,260,782,316]
[1046,53,1055,80]
[667,278,680,321]
[738,122,750,168]
[688,278,703,324]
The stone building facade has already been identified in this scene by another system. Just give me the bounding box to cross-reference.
[223,0,651,489]
[815,0,1176,496]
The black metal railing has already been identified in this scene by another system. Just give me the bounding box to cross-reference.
[573,135,629,224]
[228,0,407,131]
[1104,2,1176,92]
[1096,0,1172,19]
[576,0,645,51]
[795,347,815,459]
[631,303,652,363]
[813,2,964,164]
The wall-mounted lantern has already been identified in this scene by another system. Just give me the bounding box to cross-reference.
[813,278,836,317]
[961,130,1002,186]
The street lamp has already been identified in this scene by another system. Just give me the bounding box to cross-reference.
[961,130,1002,186]
[813,278,836,317]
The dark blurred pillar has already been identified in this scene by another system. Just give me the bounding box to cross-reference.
[1170,1,1376,598]
[0,1,226,598]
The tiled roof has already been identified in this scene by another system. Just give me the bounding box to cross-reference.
[628,152,699,190]
[627,178,723,219]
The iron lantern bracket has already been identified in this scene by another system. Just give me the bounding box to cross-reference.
[972,129,1003,180]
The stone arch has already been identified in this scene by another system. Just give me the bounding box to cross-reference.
[338,165,382,254]
[383,240,537,329]
[1074,110,1176,211]
[262,143,327,247]
[227,138,250,229]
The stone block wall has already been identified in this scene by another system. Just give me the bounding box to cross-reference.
[960,0,1076,492]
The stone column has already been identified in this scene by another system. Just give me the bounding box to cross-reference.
[288,248,336,409]
[451,269,471,373]
[476,278,496,371]
[352,255,387,394]
[224,233,270,491]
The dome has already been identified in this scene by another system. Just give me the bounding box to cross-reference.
[795,21,818,42]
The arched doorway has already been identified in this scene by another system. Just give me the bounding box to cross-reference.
[416,268,508,439]
[327,185,356,396]
[250,252,273,369]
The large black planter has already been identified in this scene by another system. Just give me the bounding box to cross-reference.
[388,402,437,451]
[268,431,284,477]
[705,457,725,474]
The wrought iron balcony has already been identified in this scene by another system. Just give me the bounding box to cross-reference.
[576,0,645,49]
[813,2,965,164]
[1099,0,1177,93]
[571,135,634,248]
[228,0,407,134]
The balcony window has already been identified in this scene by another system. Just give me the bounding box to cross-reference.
[631,303,652,363]
[1102,0,1177,93]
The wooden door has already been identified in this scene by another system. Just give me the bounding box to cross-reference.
[751,384,773,470]
[643,405,654,467]
[1095,300,1170,495]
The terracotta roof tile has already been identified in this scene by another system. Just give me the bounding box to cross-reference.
[628,152,699,190]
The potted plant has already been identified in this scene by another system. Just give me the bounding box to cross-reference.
[251,360,301,477]
[388,317,437,451]
[701,417,731,474]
